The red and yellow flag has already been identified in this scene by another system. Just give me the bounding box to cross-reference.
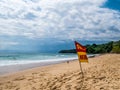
[74,41,88,63]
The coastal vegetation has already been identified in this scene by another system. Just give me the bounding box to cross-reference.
[59,40,120,54]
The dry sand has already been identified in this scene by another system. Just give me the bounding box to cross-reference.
[0,54,120,90]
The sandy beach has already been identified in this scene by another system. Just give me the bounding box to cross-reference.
[0,54,120,90]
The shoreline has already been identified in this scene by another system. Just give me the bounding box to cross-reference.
[0,59,77,76]
[0,54,97,75]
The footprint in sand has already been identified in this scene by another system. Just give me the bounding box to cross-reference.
[65,84,72,90]
[13,76,26,81]
[31,87,37,90]
[15,87,20,90]
[32,72,38,75]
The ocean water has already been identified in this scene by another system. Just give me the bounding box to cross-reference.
[0,53,78,66]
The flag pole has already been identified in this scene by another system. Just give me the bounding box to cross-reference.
[78,58,84,90]
[78,59,84,78]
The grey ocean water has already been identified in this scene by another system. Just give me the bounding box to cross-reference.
[0,53,96,75]
[0,53,78,66]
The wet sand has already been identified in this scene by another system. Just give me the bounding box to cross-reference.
[0,54,120,90]
[0,60,68,75]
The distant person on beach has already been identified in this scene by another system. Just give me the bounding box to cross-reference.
[67,61,69,64]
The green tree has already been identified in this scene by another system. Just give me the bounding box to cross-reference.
[106,41,113,53]
[118,40,120,48]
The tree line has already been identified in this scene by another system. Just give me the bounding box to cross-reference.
[59,40,120,54]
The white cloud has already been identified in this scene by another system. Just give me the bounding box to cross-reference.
[0,0,120,42]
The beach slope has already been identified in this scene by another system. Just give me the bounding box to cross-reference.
[0,54,120,90]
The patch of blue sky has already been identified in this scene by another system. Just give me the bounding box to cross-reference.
[24,12,37,20]
[103,0,120,11]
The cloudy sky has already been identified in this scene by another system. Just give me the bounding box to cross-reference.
[0,0,120,53]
